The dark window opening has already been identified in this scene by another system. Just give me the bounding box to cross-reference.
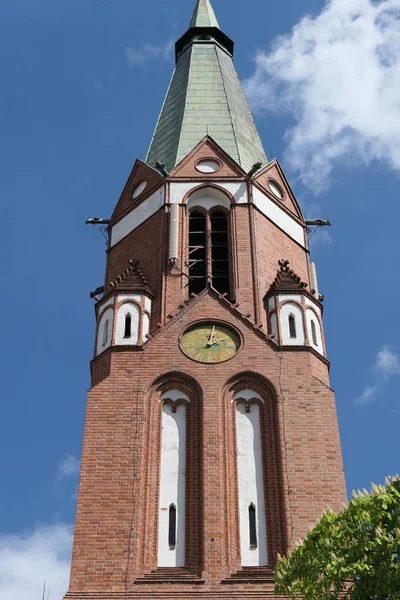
[124,313,132,338]
[249,503,257,548]
[289,314,297,339]
[189,212,206,296]
[211,211,229,296]
[169,504,177,549]
[311,319,318,346]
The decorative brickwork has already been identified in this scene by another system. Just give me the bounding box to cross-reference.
[64,1,347,598]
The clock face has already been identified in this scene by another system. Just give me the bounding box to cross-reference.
[180,323,240,364]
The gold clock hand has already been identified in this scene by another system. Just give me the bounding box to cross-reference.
[207,326,216,346]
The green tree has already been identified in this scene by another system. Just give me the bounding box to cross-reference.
[275,477,400,599]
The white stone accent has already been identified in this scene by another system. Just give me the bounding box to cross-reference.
[161,390,190,403]
[271,313,279,341]
[309,262,319,297]
[144,296,152,313]
[268,296,275,312]
[233,390,263,402]
[186,186,231,211]
[115,303,140,345]
[96,308,113,356]
[97,297,114,313]
[170,182,247,205]
[306,309,324,355]
[304,297,321,315]
[110,186,165,247]
[235,401,268,567]
[253,186,305,247]
[142,313,150,343]
[280,302,305,346]
[279,294,301,304]
[169,203,180,261]
[158,402,186,568]
[118,294,141,304]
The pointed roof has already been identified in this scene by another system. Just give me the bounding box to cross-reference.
[109,260,153,296]
[146,0,267,174]
[189,0,220,29]
[267,260,309,295]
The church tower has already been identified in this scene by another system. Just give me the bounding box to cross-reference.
[64,1,346,598]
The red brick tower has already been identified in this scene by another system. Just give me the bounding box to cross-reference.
[64,1,346,598]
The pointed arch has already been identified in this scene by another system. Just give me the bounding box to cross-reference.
[145,372,203,574]
[222,372,286,569]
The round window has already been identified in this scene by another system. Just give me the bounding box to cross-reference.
[268,180,284,200]
[132,180,147,199]
[196,160,221,174]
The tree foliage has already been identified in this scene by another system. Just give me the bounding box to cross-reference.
[275,477,400,599]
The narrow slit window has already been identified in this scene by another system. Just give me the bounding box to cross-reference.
[124,313,132,338]
[189,211,206,296]
[311,319,318,346]
[211,211,230,296]
[168,504,177,549]
[249,503,257,548]
[102,319,109,346]
[289,314,297,339]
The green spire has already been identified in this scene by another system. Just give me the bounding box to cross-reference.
[189,0,220,29]
[146,0,267,174]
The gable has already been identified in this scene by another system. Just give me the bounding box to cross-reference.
[254,160,304,221]
[147,287,275,353]
[111,160,164,225]
[170,136,246,180]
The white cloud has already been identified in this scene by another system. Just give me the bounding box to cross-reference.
[56,454,80,481]
[355,345,400,405]
[0,524,72,600]
[126,40,174,66]
[245,0,400,192]
[376,345,400,378]
[355,384,378,405]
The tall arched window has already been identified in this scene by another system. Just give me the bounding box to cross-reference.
[124,313,132,338]
[188,208,231,297]
[288,314,297,339]
[188,211,206,296]
[211,210,229,295]
[234,396,268,567]
[311,319,318,346]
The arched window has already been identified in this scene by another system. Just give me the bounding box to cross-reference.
[235,399,268,566]
[249,503,257,548]
[211,211,229,295]
[124,313,132,338]
[188,208,231,297]
[289,314,296,339]
[311,319,318,346]
[168,504,177,549]
[158,396,188,568]
[188,211,206,296]
[102,320,109,346]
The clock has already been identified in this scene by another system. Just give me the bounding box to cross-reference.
[180,323,240,363]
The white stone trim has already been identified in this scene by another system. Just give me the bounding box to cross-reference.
[235,401,268,567]
[115,302,140,346]
[110,187,165,247]
[96,308,113,356]
[253,186,305,247]
[158,403,186,567]
[280,302,305,346]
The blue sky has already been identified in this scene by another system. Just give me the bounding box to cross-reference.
[1,0,399,597]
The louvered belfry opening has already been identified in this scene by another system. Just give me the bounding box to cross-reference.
[211,210,229,296]
[188,209,231,297]
[189,211,207,296]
